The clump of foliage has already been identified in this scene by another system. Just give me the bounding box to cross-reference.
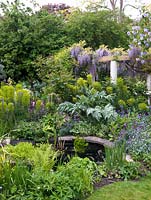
[0,143,97,200]
[9,112,65,141]
[0,1,68,83]
[105,77,148,112]
[66,10,130,49]
[120,114,151,156]
[104,142,141,180]
[0,83,53,136]
[38,47,75,102]
[74,137,88,154]
[58,75,117,137]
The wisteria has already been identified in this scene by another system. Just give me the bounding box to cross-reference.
[70,46,83,60]
[77,51,92,66]
[95,48,110,58]
[70,42,130,79]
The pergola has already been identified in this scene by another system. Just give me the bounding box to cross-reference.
[99,55,151,104]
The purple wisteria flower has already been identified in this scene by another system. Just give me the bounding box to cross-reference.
[70,46,83,59]
[77,52,92,66]
[88,64,97,81]
[96,48,110,58]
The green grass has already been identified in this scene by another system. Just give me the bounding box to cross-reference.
[87,175,151,200]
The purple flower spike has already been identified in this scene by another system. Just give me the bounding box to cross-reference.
[77,52,92,66]
[96,48,109,58]
[70,46,83,59]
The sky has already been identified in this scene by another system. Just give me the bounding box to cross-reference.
[1,0,151,18]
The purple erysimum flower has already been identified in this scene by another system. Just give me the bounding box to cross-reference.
[127,31,131,36]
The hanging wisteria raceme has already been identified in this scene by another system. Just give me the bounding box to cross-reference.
[77,51,92,67]
[70,46,83,60]
[96,48,110,58]
[88,60,98,81]
[70,42,134,79]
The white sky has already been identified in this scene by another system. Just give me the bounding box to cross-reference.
[1,0,151,18]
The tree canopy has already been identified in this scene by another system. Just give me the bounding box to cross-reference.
[0,1,68,82]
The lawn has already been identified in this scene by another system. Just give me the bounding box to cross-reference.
[87,175,151,200]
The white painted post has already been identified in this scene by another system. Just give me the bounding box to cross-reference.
[147,74,151,105]
[110,61,118,84]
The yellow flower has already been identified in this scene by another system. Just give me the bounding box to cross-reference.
[138,103,148,111]
[36,100,42,111]
[7,102,15,112]
[87,74,93,85]
[77,78,87,87]
[127,98,135,106]
[106,86,113,94]
[92,82,101,91]
[118,99,126,107]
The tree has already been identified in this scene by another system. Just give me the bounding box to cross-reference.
[65,9,131,49]
[83,0,144,22]
[0,0,68,83]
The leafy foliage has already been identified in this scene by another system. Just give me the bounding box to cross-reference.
[66,10,130,49]
[58,89,117,123]
[0,142,97,200]
[0,1,68,82]
[123,115,151,156]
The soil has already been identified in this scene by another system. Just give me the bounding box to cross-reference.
[94,177,122,189]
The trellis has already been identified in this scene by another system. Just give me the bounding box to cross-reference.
[99,55,151,105]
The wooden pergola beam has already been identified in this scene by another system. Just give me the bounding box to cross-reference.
[99,55,130,62]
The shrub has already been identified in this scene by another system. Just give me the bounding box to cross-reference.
[0,143,97,200]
